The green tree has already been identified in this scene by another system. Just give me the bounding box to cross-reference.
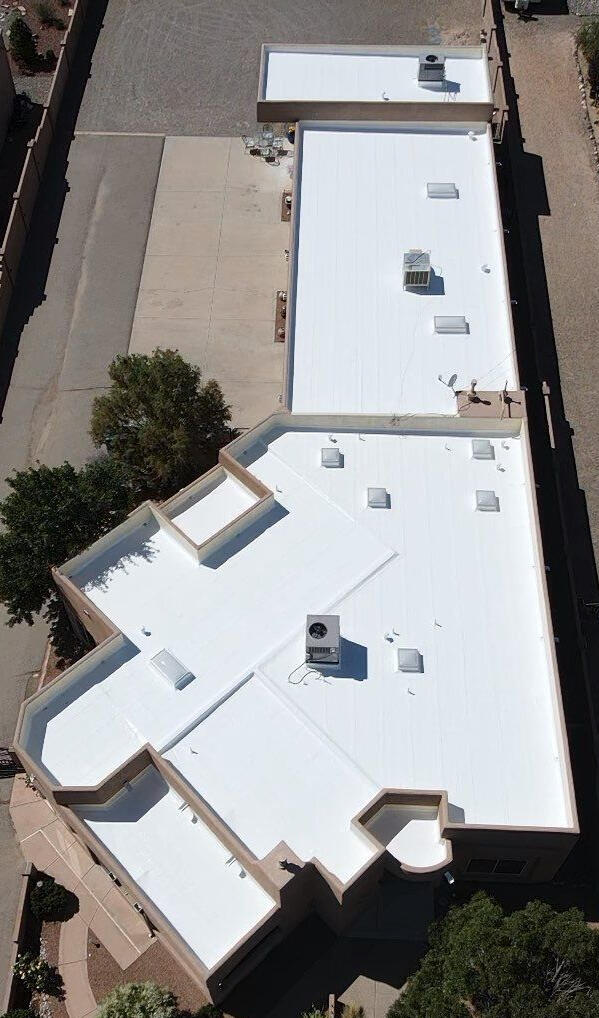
[30,875,78,922]
[7,16,38,70]
[90,349,233,501]
[387,892,599,1018]
[97,982,177,1018]
[0,457,137,661]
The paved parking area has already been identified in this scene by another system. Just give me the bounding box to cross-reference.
[77,0,481,135]
[130,137,288,428]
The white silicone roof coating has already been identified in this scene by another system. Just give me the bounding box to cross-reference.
[263,48,492,103]
[25,426,571,832]
[76,768,275,969]
[288,123,516,415]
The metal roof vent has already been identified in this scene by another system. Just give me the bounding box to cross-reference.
[321,447,343,468]
[427,182,459,199]
[150,649,194,690]
[403,250,431,288]
[418,53,446,86]
[434,316,469,334]
[475,489,500,512]
[306,615,340,666]
[472,439,495,461]
[367,487,390,509]
[397,648,423,673]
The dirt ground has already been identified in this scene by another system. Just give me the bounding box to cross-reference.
[504,9,599,568]
[86,934,215,1015]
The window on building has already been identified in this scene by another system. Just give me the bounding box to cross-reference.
[467,858,527,876]
[495,859,526,876]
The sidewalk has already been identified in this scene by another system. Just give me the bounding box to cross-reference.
[59,916,97,1018]
[10,776,154,973]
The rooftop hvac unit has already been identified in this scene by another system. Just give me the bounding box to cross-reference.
[397,648,423,673]
[434,316,469,334]
[472,439,495,461]
[418,53,446,86]
[367,487,389,509]
[150,649,195,690]
[427,182,459,199]
[321,447,343,468]
[403,250,431,288]
[305,615,340,666]
[475,489,500,512]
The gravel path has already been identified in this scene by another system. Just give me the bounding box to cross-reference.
[76,0,482,135]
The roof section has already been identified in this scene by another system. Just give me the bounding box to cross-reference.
[21,423,573,835]
[75,767,276,969]
[288,122,516,415]
[261,45,492,104]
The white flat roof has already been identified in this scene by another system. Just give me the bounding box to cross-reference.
[263,47,492,104]
[24,425,572,835]
[166,675,378,883]
[289,123,516,415]
[76,767,275,969]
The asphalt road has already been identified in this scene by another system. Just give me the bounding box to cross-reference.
[77,0,481,135]
[0,132,163,1000]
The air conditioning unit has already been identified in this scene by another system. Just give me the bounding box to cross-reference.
[403,250,431,288]
[418,53,446,87]
[305,615,340,666]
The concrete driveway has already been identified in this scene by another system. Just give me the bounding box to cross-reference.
[77,0,482,135]
[130,137,288,429]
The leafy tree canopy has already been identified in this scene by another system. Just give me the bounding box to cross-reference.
[387,892,599,1018]
[90,349,233,501]
[97,982,177,1018]
[0,457,136,658]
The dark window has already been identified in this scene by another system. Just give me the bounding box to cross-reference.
[467,858,496,874]
[495,859,526,876]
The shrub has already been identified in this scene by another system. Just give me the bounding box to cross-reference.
[0,1010,37,1018]
[300,1010,327,1018]
[342,1008,365,1018]
[13,952,62,995]
[34,1,64,28]
[7,16,38,70]
[194,1008,223,1018]
[577,19,599,65]
[30,875,78,922]
[97,983,177,1018]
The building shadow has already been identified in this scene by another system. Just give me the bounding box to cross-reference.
[0,0,109,416]
[222,890,428,1018]
[202,502,289,568]
[490,0,599,909]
